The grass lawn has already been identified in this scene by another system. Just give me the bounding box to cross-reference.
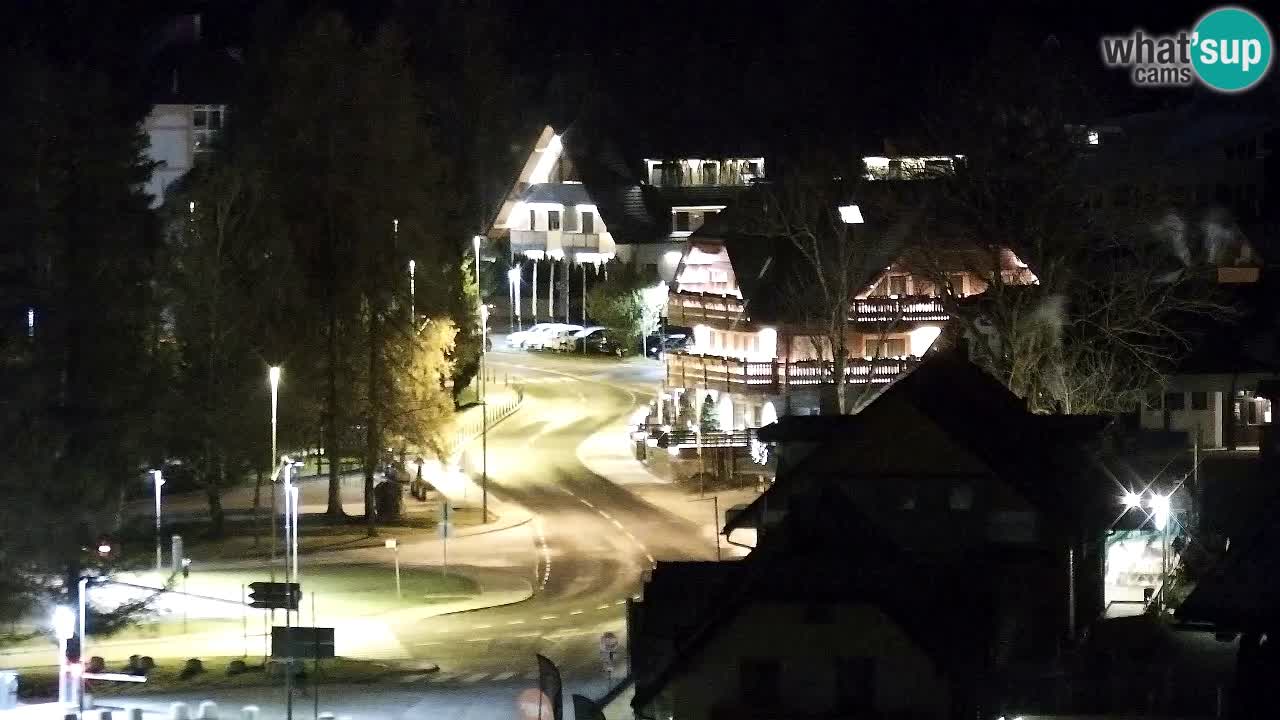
[16,655,412,698]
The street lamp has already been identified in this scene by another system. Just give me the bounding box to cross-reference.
[474,236,489,523]
[53,606,75,705]
[1149,492,1172,610]
[268,366,282,580]
[1120,490,1142,511]
[384,538,401,598]
[151,469,165,571]
[508,266,521,332]
[408,258,416,324]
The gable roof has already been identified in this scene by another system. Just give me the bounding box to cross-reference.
[732,349,1113,536]
[632,483,992,711]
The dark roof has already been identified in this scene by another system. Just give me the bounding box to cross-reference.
[740,349,1114,535]
[633,484,991,711]
[1177,495,1280,628]
[521,183,593,206]
[557,123,670,244]
[146,43,242,105]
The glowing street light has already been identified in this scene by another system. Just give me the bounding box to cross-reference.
[151,469,165,571]
[52,606,75,705]
[1148,493,1171,531]
[408,258,416,323]
[385,538,401,598]
[268,366,282,579]
[508,265,521,332]
[1120,490,1142,511]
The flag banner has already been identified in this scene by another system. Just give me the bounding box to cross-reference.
[536,653,564,720]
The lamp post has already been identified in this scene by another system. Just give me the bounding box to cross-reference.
[269,366,281,581]
[408,258,416,325]
[508,266,521,332]
[53,606,75,705]
[474,236,489,522]
[151,469,165,571]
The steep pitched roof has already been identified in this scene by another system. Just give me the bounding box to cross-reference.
[736,349,1113,535]
[632,484,991,711]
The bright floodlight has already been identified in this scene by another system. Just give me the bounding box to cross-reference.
[52,606,75,639]
[408,259,415,275]
[1121,491,1142,510]
[97,544,111,554]
[508,267,520,282]
[839,204,865,224]
[1149,493,1171,531]
[268,365,281,388]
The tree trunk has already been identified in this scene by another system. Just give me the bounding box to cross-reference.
[206,457,226,538]
[325,299,345,519]
[364,304,382,536]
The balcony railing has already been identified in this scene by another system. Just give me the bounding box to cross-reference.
[631,424,758,448]
[668,292,950,328]
[509,229,604,253]
[850,296,950,323]
[666,352,919,393]
[668,291,746,326]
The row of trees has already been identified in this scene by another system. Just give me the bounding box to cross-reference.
[0,4,526,628]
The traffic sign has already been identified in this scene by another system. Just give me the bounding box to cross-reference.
[248,582,300,610]
[599,632,619,653]
[271,626,335,659]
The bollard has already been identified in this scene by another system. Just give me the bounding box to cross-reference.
[196,700,218,720]
[240,705,259,720]
[129,709,144,720]
[170,702,191,720]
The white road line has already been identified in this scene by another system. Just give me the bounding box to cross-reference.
[464,637,492,643]
[570,609,584,615]
[493,671,517,681]
[580,499,595,508]
[596,604,611,610]
[414,641,443,647]
[615,599,626,605]
[430,672,462,683]
[507,619,525,625]
[611,519,624,529]
[599,511,613,519]
[475,623,493,629]
[540,614,558,620]
[462,673,489,683]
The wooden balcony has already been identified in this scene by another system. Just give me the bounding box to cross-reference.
[849,296,949,323]
[666,351,919,394]
[668,291,747,327]
[668,292,950,330]
[510,229,605,254]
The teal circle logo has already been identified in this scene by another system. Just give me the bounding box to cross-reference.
[1192,6,1273,92]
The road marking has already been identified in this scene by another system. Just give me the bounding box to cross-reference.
[462,673,489,683]
[507,619,525,625]
[465,637,492,643]
[580,499,595,508]
[599,511,612,520]
[512,631,541,638]
[615,599,626,605]
[596,604,611,610]
[475,623,493,629]
[429,672,462,683]
[414,641,443,647]
[493,671,517,681]
[633,594,642,601]
[399,673,431,683]
[540,614,558,620]
[611,519,624,529]
[570,609,584,615]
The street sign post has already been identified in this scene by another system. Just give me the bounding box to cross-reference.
[270,626,335,659]
[441,503,452,576]
[248,582,301,610]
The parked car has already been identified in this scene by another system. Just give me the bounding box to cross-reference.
[582,330,627,356]
[646,331,690,357]
[552,326,605,352]
[567,327,610,353]
[527,324,583,350]
[507,323,562,349]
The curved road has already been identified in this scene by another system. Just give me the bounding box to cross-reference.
[388,348,711,681]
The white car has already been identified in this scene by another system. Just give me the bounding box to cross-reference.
[507,323,559,349]
[551,326,606,352]
[527,324,584,350]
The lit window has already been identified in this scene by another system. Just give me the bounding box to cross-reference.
[1087,130,1100,145]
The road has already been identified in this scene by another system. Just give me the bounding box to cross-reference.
[106,346,714,719]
